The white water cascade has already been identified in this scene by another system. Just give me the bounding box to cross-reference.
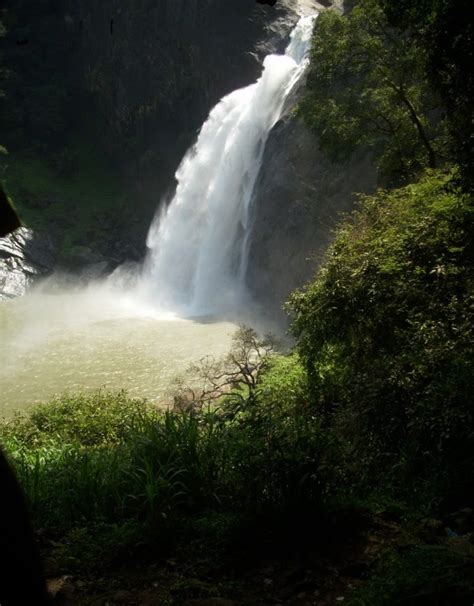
[143,14,316,316]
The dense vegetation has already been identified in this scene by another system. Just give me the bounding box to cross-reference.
[299,0,444,183]
[289,170,474,511]
[296,0,473,513]
[300,0,473,191]
[381,0,474,191]
[1,0,473,603]
[2,310,473,602]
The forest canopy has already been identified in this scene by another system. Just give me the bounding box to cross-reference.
[300,0,473,190]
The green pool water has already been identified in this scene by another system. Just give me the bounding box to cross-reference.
[0,285,236,416]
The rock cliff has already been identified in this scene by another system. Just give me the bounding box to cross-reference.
[1,0,305,257]
[2,0,374,313]
[246,112,377,319]
[0,228,56,300]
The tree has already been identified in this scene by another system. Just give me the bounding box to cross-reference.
[380,0,474,192]
[288,170,474,504]
[300,0,445,183]
[172,326,275,412]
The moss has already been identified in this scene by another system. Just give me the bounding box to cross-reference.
[0,137,130,257]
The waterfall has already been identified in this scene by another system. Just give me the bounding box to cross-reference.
[143,14,316,316]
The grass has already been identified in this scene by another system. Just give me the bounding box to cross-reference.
[0,378,329,532]
[1,379,473,603]
[1,393,206,531]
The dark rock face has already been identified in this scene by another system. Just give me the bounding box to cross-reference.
[0,185,21,238]
[246,113,377,321]
[0,228,56,300]
[61,0,301,199]
[2,0,304,257]
[3,0,363,306]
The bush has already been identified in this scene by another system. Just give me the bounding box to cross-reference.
[289,170,474,510]
[0,378,331,535]
[1,390,149,449]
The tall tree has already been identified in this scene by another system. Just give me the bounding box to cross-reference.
[300,0,445,183]
[381,0,474,191]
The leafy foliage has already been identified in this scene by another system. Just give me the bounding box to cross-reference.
[1,390,148,449]
[289,170,474,508]
[380,0,474,191]
[0,373,329,534]
[300,0,445,183]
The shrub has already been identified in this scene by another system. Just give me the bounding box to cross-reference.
[0,380,331,534]
[289,170,474,509]
[1,390,149,449]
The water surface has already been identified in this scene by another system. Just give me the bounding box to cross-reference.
[0,286,235,416]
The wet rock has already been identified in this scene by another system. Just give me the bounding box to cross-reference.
[0,227,56,270]
[61,245,108,270]
[246,112,376,324]
[0,260,28,299]
[109,239,146,264]
[0,227,56,300]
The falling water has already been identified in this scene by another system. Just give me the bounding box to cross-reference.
[144,15,316,316]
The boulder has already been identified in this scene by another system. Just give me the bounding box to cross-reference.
[0,227,56,300]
